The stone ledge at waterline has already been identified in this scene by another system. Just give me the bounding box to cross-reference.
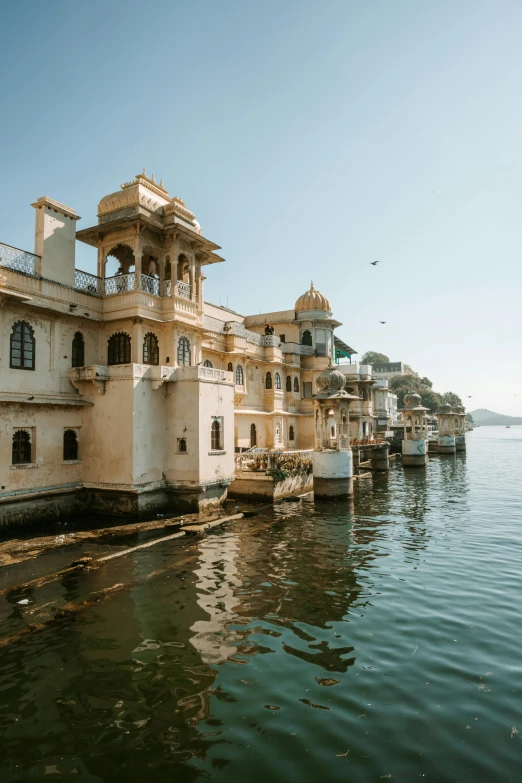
[228,470,313,501]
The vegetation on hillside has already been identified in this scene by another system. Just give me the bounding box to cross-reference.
[388,374,463,413]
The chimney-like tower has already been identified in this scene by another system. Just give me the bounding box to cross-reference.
[31,196,80,287]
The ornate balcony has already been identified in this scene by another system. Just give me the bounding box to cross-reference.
[104,272,135,296]
[163,280,192,299]
[74,269,103,296]
[0,243,40,277]
[141,273,160,296]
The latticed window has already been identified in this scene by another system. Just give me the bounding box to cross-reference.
[203,360,213,368]
[143,332,159,365]
[211,417,223,450]
[12,430,31,464]
[275,372,282,390]
[265,372,272,389]
[72,332,84,368]
[10,321,35,370]
[63,429,78,461]
[286,375,292,392]
[294,376,300,392]
[108,333,131,365]
[177,337,191,366]
[235,364,244,385]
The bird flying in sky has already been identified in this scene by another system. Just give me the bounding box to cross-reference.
[379,321,386,324]
[370,260,380,266]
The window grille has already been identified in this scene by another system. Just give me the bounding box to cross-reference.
[10,321,35,370]
[12,430,31,464]
[203,360,213,368]
[211,418,223,450]
[63,429,78,461]
[275,372,281,389]
[235,364,244,385]
[108,333,131,365]
[143,332,159,365]
[265,372,272,389]
[71,332,84,368]
[177,337,191,366]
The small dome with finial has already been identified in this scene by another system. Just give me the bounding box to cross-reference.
[403,392,422,408]
[316,365,347,393]
[438,402,453,414]
[295,282,331,313]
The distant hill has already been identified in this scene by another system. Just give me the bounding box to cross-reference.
[470,409,522,426]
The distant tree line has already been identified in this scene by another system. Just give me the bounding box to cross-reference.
[360,351,463,413]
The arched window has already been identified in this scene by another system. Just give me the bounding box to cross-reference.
[294,376,300,393]
[275,372,282,389]
[203,359,213,368]
[286,375,292,392]
[265,371,272,389]
[211,418,223,450]
[10,321,35,370]
[289,425,295,441]
[143,332,159,365]
[63,429,78,461]
[177,438,187,453]
[108,332,131,365]
[71,332,84,368]
[236,364,244,385]
[12,430,31,464]
[250,423,257,447]
[301,329,312,346]
[227,362,233,372]
[177,337,191,366]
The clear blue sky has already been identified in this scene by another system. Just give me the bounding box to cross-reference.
[1,0,521,415]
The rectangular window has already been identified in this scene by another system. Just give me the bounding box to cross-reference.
[315,329,326,356]
[303,382,312,399]
[279,334,286,344]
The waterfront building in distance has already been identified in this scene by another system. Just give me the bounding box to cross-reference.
[0,174,398,525]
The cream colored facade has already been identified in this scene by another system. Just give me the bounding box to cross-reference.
[0,175,396,526]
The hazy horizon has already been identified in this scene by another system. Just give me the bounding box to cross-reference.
[1,0,521,415]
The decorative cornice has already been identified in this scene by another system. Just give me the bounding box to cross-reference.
[164,196,196,223]
[31,196,80,221]
[121,172,170,199]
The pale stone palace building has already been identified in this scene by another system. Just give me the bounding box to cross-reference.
[0,174,397,525]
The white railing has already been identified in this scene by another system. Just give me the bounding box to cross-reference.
[163,279,192,299]
[177,280,191,299]
[281,342,313,355]
[198,366,227,381]
[74,269,103,296]
[140,273,160,296]
[0,242,40,277]
[105,272,135,295]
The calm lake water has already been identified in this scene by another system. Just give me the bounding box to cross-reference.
[1,426,521,782]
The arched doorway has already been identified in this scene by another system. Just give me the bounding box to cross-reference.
[250,423,257,448]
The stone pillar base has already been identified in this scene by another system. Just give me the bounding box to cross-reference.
[402,439,428,468]
[313,449,353,498]
[438,435,456,454]
[314,476,354,498]
[455,435,466,452]
[371,444,390,471]
[402,453,428,467]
